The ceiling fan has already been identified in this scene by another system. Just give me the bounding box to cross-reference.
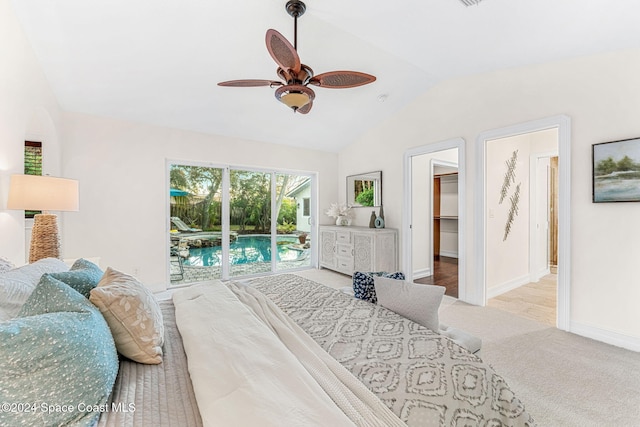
[217,0,376,114]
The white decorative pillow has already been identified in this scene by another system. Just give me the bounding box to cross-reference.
[0,256,14,273]
[89,267,164,364]
[374,276,445,332]
[0,258,70,321]
[12,258,69,284]
[0,272,32,322]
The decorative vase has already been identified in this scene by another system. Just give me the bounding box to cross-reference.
[369,211,376,228]
[336,216,349,226]
[379,205,384,221]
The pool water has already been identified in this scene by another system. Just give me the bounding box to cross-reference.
[182,235,301,267]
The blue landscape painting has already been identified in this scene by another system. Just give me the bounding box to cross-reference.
[593,138,640,202]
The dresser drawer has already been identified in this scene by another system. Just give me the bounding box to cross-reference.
[336,231,351,244]
[336,258,354,272]
[336,244,352,258]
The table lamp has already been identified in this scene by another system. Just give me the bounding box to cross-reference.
[7,174,79,263]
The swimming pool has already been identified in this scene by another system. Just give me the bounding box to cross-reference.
[182,235,302,267]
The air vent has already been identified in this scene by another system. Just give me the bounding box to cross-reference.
[459,0,485,6]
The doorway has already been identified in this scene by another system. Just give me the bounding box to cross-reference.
[403,138,467,301]
[485,130,559,325]
[475,115,571,330]
[414,160,459,297]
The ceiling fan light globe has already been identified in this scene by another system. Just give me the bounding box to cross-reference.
[280,91,311,109]
[275,84,315,112]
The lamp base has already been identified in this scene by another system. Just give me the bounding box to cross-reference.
[29,213,60,263]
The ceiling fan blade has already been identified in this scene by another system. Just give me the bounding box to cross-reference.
[297,100,313,114]
[266,29,301,74]
[218,79,282,87]
[309,71,376,88]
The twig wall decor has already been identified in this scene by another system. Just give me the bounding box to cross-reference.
[499,149,521,241]
[499,150,518,204]
[504,183,521,241]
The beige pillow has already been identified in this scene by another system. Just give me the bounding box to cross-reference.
[374,276,445,332]
[90,267,164,364]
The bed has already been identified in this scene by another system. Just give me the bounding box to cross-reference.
[1,259,534,426]
[247,274,534,426]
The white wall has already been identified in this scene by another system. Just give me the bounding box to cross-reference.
[486,133,532,293]
[61,112,338,292]
[339,49,640,347]
[0,0,63,266]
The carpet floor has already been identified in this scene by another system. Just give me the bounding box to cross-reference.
[438,298,640,426]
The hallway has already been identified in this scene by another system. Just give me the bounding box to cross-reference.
[488,274,557,326]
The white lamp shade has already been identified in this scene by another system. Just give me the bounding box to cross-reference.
[7,174,79,212]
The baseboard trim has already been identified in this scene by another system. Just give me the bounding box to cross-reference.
[412,268,431,280]
[532,267,551,282]
[486,274,530,299]
[570,321,640,352]
[439,250,459,259]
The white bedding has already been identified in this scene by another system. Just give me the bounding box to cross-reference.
[173,281,405,427]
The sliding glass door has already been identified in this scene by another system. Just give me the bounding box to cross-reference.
[169,164,224,283]
[228,169,272,277]
[275,173,312,271]
[168,162,314,285]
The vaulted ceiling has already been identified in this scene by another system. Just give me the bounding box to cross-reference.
[10,0,640,152]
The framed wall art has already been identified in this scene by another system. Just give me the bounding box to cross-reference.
[593,137,640,202]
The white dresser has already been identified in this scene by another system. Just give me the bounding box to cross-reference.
[319,226,398,275]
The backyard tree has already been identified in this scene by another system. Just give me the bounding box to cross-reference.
[230,170,270,232]
[170,165,222,230]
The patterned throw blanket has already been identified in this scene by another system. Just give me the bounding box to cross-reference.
[249,274,535,427]
[173,280,406,427]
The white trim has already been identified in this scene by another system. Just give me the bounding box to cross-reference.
[570,322,640,353]
[309,172,319,268]
[557,119,572,331]
[221,168,230,279]
[475,115,571,330]
[403,138,466,301]
[412,267,432,280]
[270,171,278,273]
[439,250,459,259]
[533,267,552,282]
[486,274,531,299]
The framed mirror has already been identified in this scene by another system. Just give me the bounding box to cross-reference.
[347,171,382,207]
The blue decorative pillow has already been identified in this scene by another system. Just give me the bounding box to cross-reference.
[49,258,103,298]
[353,271,405,303]
[2,274,119,427]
